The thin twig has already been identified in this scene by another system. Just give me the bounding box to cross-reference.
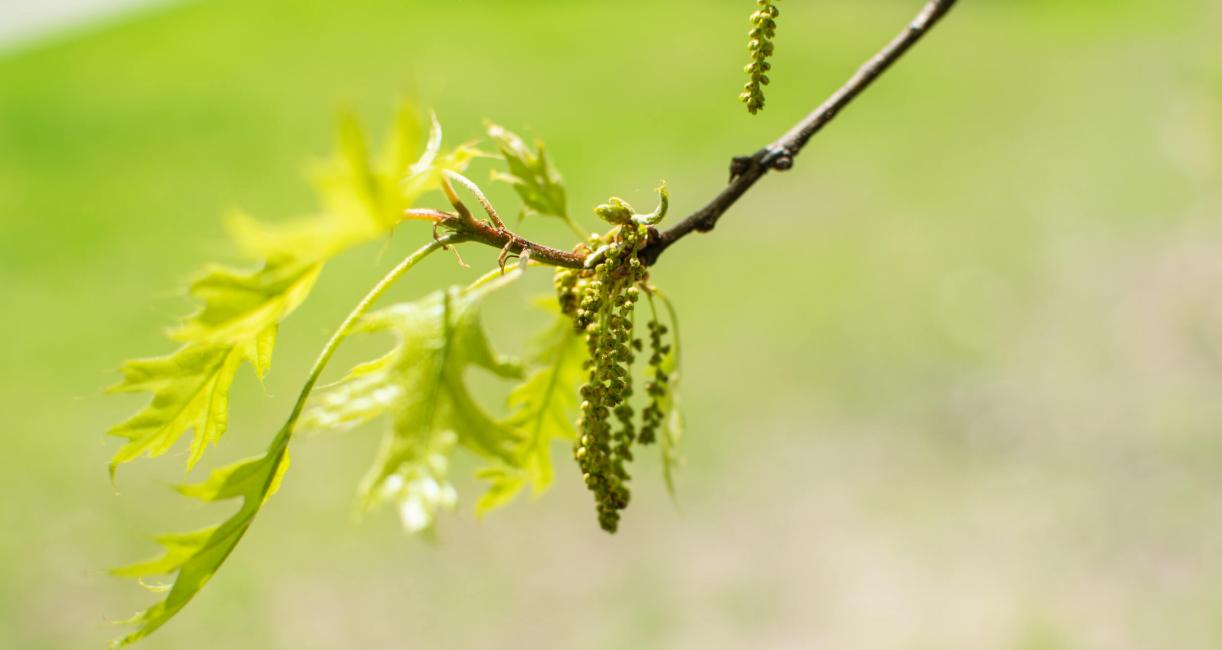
[444,169,506,229]
[433,210,587,268]
[415,0,957,270]
[638,0,958,265]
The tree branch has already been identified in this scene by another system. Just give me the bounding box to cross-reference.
[448,215,587,268]
[413,178,588,269]
[638,0,959,265]
[421,0,958,271]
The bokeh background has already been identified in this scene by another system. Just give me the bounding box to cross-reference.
[3,0,1222,648]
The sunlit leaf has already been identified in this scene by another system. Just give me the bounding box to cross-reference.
[169,261,321,345]
[473,466,528,516]
[491,308,585,506]
[313,108,411,234]
[486,123,568,221]
[659,352,683,496]
[306,271,524,531]
[108,343,247,473]
[112,237,448,646]
[108,108,515,644]
[380,105,424,182]
[110,432,291,647]
[367,430,459,533]
[232,107,473,264]
[656,292,684,495]
[108,105,456,475]
[396,111,488,208]
[108,260,319,474]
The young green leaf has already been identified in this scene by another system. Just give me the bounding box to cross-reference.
[499,308,586,498]
[400,115,485,211]
[367,428,460,534]
[306,270,525,531]
[107,343,249,473]
[470,307,586,516]
[314,107,444,235]
[473,465,529,516]
[655,291,684,495]
[169,261,321,346]
[230,109,477,264]
[110,431,291,647]
[112,239,450,646]
[108,106,473,475]
[659,351,683,496]
[109,260,321,474]
[486,123,576,231]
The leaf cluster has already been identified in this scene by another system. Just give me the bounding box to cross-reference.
[106,106,684,647]
[107,106,479,645]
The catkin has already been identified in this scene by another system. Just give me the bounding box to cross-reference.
[556,214,653,532]
[740,0,781,114]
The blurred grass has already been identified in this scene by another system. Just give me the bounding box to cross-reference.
[1,0,1221,648]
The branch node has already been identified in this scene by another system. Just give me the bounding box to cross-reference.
[644,225,662,246]
[760,145,794,171]
[497,237,518,273]
[643,0,956,263]
[729,156,753,182]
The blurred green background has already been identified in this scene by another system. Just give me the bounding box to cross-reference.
[3,0,1221,647]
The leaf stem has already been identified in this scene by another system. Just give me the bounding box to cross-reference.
[283,237,454,429]
[109,238,452,648]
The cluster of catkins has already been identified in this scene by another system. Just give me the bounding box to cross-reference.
[554,205,673,532]
[741,0,781,114]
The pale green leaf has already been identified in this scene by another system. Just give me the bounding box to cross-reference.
[306,271,524,531]
[323,106,486,228]
[473,466,527,516]
[108,111,464,644]
[486,123,568,221]
[107,342,246,473]
[380,104,425,180]
[311,110,401,234]
[224,210,382,265]
[659,354,683,496]
[492,309,585,506]
[399,142,485,205]
[110,433,290,647]
[110,105,449,475]
[363,428,459,533]
[408,111,443,176]
[109,259,318,474]
[169,261,320,345]
[655,292,684,496]
[251,323,276,378]
[231,106,450,263]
